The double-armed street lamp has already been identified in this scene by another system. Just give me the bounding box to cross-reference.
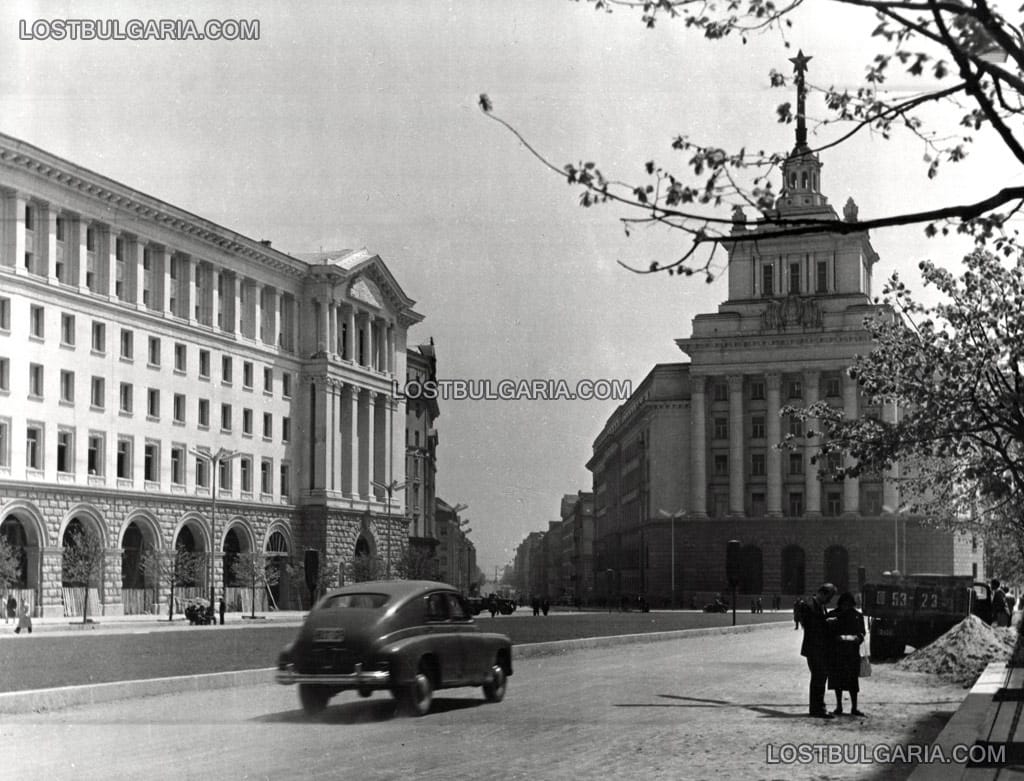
[372,478,407,578]
[190,447,240,609]
[451,503,470,592]
[658,508,686,609]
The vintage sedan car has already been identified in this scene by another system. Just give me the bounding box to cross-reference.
[276,580,513,717]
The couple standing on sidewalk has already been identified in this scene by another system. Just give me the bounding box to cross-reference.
[796,582,866,719]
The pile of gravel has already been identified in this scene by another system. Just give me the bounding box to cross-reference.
[895,615,1016,686]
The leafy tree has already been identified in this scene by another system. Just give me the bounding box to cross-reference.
[394,544,436,580]
[348,554,384,583]
[231,551,282,619]
[62,527,105,624]
[138,546,206,621]
[482,1,1024,276]
[0,536,21,591]
[789,249,1024,541]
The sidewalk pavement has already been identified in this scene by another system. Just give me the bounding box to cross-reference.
[0,609,308,637]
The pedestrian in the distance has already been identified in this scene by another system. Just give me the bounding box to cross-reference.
[531,596,540,616]
[541,598,550,617]
[795,583,836,718]
[827,591,866,716]
[14,600,32,635]
[991,579,1011,627]
[219,596,226,626]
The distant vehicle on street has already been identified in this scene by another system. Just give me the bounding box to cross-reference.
[276,580,513,717]
[702,599,728,614]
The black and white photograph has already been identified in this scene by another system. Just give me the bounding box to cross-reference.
[1,1,1023,778]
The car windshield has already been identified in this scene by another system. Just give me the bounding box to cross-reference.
[319,593,390,610]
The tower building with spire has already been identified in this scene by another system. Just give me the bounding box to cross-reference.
[588,53,980,606]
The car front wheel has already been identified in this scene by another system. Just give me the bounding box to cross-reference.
[403,667,434,717]
[482,663,507,703]
[299,684,330,716]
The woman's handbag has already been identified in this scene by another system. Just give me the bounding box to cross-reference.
[859,655,872,678]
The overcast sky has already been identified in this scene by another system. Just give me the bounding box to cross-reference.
[3,1,1018,576]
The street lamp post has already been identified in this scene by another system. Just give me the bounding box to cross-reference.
[658,508,685,609]
[372,478,407,578]
[190,447,240,612]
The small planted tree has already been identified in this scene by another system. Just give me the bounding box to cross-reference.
[62,527,104,624]
[139,546,206,621]
[232,551,282,619]
[348,554,384,583]
[0,537,22,621]
[394,544,435,581]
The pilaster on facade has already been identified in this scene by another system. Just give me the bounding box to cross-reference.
[841,370,860,516]
[727,374,745,516]
[690,375,708,518]
[765,372,783,517]
[803,369,822,517]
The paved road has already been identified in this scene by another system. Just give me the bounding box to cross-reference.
[0,624,964,781]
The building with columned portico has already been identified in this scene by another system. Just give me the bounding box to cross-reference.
[588,54,982,608]
[0,130,425,618]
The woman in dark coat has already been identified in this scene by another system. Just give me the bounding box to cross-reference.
[827,592,866,716]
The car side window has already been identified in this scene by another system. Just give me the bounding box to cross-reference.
[446,593,469,621]
[426,592,448,621]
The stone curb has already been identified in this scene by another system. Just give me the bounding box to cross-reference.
[0,620,785,715]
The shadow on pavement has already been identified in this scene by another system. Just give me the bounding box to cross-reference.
[253,695,485,725]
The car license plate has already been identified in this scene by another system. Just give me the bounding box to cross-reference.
[315,628,345,642]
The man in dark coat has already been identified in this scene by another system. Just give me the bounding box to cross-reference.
[797,583,837,718]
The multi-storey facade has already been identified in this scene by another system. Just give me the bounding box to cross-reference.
[0,131,424,617]
[434,497,476,593]
[560,491,594,603]
[405,341,440,575]
[588,62,982,607]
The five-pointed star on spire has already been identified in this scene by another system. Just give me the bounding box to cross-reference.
[789,50,812,74]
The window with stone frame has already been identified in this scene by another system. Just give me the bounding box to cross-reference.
[713,453,728,476]
[713,417,728,440]
[751,416,765,439]
[789,452,804,475]
[750,380,765,400]
[751,452,766,477]
[788,492,804,517]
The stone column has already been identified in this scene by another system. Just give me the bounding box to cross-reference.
[71,216,89,290]
[365,314,375,369]
[311,379,327,490]
[342,384,358,496]
[253,283,263,343]
[0,189,25,270]
[180,254,195,323]
[39,202,57,282]
[690,375,707,518]
[325,381,337,492]
[152,245,172,315]
[346,306,356,362]
[328,301,338,356]
[803,370,821,516]
[123,236,142,306]
[102,227,117,298]
[766,372,783,517]
[316,299,329,354]
[386,324,395,374]
[841,371,860,515]
[374,393,388,498]
[358,390,374,499]
[225,272,240,335]
[728,375,745,516]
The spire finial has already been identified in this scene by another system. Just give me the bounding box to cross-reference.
[789,49,812,149]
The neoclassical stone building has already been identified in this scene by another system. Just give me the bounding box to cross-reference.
[0,131,425,617]
[588,57,981,607]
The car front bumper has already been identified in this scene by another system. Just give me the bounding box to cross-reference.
[275,662,391,688]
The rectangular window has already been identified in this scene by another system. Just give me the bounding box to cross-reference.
[0,419,12,467]
[713,453,728,476]
[148,336,160,367]
[751,452,766,476]
[120,329,134,360]
[788,380,802,399]
[789,416,804,438]
[221,403,232,432]
[825,451,843,477]
[263,367,273,393]
[263,413,272,439]
[280,463,290,498]
[115,237,125,299]
[116,437,132,479]
[222,356,232,384]
[57,429,74,473]
[147,388,160,419]
[0,358,8,392]
[751,492,766,517]
[29,305,44,339]
[751,416,765,439]
[170,446,185,485]
[281,416,291,442]
[761,264,774,296]
[198,398,210,428]
[750,380,765,401]
[199,349,210,379]
[28,364,43,398]
[826,376,841,398]
[0,297,9,331]
[789,452,804,475]
[196,457,209,489]
[713,417,727,440]
[26,424,42,470]
[174,343,187,372]
[119,382,133,414]
[816,260,828,293]
[144,441,159,482]
[60,370,74,403]
[240,457,252,493]
[218,458,232,491]
[242,408,253,436]
[712,382,727,402]
[90,376,105,409]
[789,262,801,294]
[87,433,104,476]
[91,322,106,353]
[86,225,95,251]
[788,492,804,517]
[261,458,272,494]
[173,393,186,424]
[282,372,292,398]
[826,491,842,517]
[61,313,75,346]
[865,490,883,516]
[243,361,253,389]
[24,203,34,232]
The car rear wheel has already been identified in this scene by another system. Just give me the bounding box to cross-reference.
[403,666,434,717]
[482,663,507,703]
[299,684,330,716]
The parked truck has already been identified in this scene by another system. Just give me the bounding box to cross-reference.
[862,573,992,660]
